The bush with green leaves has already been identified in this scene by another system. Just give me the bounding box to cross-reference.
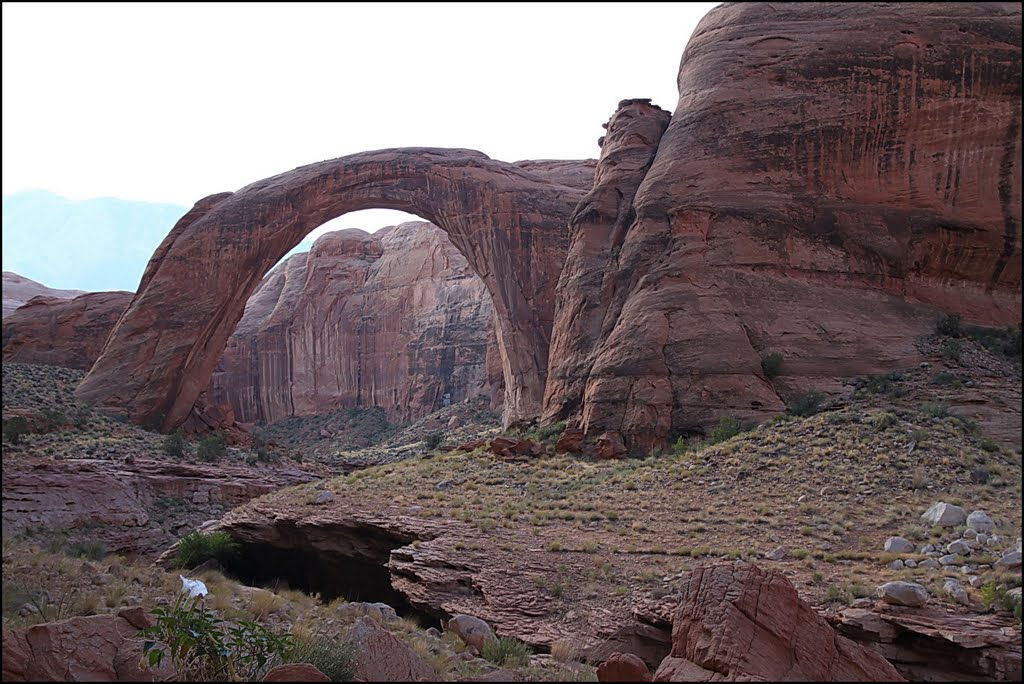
[171,531,240,570]
[481,636,531,667]
[162,430,186,458]
[787,391,825,417]
[760,352,784,379]
[282,633,357,681]
[3,416,30,445]
[424,431,443,450]
[709,416,754,444]
[935,314,962,337]
[142,592,291,681]
[197,433,227,462]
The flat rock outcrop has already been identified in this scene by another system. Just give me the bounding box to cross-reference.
[208,222,503,425]
[75,151,594,431]
[2,271,85,319]
[653,563,904,682]
[545,2,1021,453]
[2,291,132,370]
[830,603,1022,682]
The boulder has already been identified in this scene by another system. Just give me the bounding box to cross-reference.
[448,614,497,651]
[598,652,652,682]
[994,551,1022,570]
[877,582,929,608]
[652,563,904,681]
[554,428,585,454]
[966,511,995,533]
[921,502,968,528]
[884,537,915,554]
[348,616,435,682]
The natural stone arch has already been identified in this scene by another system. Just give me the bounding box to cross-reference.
[75,148,594,430]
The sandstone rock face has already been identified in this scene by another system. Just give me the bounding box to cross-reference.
[1,456,316,555]
[2,291,132,370]
[208,223,503,425]
[831,604,1022,681]
[1,609,172,682]
[545,2,1022,454]
[653,563,904,682]
[2,271,85,319]
[76,151,593,431]
[348,616,436,682]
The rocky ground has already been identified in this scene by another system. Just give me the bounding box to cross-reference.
[2,335,1021,681]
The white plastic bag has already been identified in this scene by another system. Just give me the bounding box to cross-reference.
[179,575,209,598]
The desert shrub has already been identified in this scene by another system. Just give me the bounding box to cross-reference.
[197,433,227,462]
[935,314,962,337]
[535,420,567,442]
[870,412,897,430]
[162,430,186,458]
[3,416,30,444]
[930,371,962,388]
[761,351,784,379]
[787,391,825,417]
[941,338,962,361]
[709,416,754,444]
[283,633,357,681]
[67,540,107,561]
[921,401,952,419]
[142,593,291,681]
[482,636,531,667]
[979,582,1007,612]
[424,432,443,450]
[171,532,240,570]
[862,372,904,395]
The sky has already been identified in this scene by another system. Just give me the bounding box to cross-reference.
[2,2,719,242]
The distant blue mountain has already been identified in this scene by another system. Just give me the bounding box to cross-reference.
[1,190,189,292]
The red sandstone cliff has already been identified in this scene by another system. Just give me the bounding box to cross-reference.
[544,2,1022,453]
[208,222,503,425]
[2,271,85,319]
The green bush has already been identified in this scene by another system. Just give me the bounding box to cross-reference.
[3,416,30,445]
[709,416,754,444]
[761,352,784,379]
[534,420,567,442]
[424,432,443,450]
[941,338,962,361]
[197,433,227,462]
[787,391,825,417]
[162,430,186,458]
[283,633,357,682]
[171,531,240,570]
[921,401,952,419]
[67,540,107,561]
[142,593,291,681]
[481,636,531,667]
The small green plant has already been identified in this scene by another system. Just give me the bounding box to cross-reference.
[482,636,532,667]
[761,352,784,379]
[788,391,825,417]
[921,401,952,419]
[709,416,754,444]
[142,593,291,681]
[941,338,962,361]
[197,433,227,462]
[424,432,443,450]
[979,437,999,453]
[3,416,30,445]
[171,532,240,570]
[870,412,897,430]
[67,540,107,561]
[282,633,357,681]
[162,430,186,458]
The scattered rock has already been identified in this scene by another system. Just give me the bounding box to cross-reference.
[921,502,967,528]
[598,652,651,682]
[946,540,971,556]
[765,545,788,561]
[554,428,585,454]
[918,559,940,569]
[939,554,960,566]
[313,490,334,505]
[448,614,496,651]
[903,560,917,569]
[887,560,905,570]
[435,480,455,491]
[994,551,1022,570]
[263,663,331,681]
[943,579,970,606]
[595,432,627,460]
[966,511,995,533]
[447,415,462,429]
[884,537,915,554]
[877,581,929,608]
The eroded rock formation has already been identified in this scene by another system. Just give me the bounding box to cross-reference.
[545,2,1021,453]
[2,291,132,370]
[209,222,503,425]
[653,563,904,682]
[75,151,594,431]
[1,271,85,319]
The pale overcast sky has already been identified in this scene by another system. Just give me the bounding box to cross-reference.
[2,2,718,235]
